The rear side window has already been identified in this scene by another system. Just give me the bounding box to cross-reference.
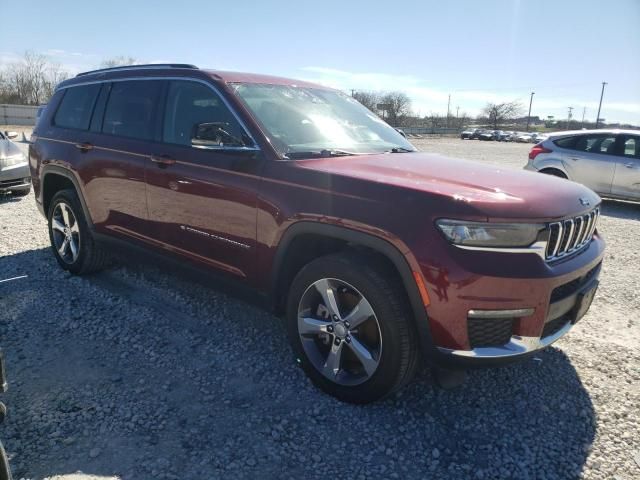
[556,134,618,155]
[102,80,163,140]
[621,136,640,159]
[162,80,251,148]
[53,84,101,130]
[574,135,617,155]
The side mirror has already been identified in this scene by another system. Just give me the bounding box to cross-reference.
[5,131,18,140]
[395,128,407,138]
[192,122,244,147]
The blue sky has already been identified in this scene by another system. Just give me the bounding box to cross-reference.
[1,0,639,124]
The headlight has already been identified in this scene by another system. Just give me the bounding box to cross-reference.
[0,154,26,168]
[436,219,544,248]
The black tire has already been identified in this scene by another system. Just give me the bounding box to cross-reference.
[48,189,110,274]
[286,252,419,404]
[10,186,30,197]
[540,168,568,179]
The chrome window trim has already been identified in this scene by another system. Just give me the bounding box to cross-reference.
[56,76,261,152]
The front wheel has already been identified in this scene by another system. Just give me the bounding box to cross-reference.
[287,252,418,404]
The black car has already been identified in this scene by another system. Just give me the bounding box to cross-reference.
[478,130,497,141]
[460,128,481,139]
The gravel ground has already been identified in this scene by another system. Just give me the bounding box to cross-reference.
[1,137,639,480]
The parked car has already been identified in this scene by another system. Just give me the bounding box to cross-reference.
[0,131,31,197]
[516,132,533,143]
[460,128,480,140]
[525,129,640,201]
[530,132,548,144]
[30,64,604,403]
[478,130,500,141]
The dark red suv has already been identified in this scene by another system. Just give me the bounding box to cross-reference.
[29,64,604,403]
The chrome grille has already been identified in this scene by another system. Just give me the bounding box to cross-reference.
[545,208,599,261]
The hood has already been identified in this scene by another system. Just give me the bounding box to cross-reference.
[296,152,600,221]
[0,139,24,159]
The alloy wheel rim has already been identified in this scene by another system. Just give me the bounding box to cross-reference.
[51,202,80,264]
[297,278,382,386]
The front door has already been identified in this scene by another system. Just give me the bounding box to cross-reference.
[145,79,263,281]
[612,134,640,200]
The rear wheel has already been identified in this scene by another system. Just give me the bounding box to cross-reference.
[48,189,110,274]
[287,252,418,404]
[540,168,567,179]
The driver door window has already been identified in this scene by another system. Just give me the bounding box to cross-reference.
[162,81,252,148]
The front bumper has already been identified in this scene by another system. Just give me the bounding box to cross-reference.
[436,269,599,366]
[421,233,604,367]
[0,162,30,192]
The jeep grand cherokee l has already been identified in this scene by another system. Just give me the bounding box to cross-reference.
[29,64,605,403]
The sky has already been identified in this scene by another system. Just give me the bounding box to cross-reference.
[1,0,639,124]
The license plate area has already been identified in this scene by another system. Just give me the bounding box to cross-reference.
[571,281,598,324]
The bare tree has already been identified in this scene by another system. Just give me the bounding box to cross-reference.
[352,91,380,112]
[42,62,70,101]
[0,51,73,105]
[100,56,139,68]
[481,101,523,129]
[378,91,412,126]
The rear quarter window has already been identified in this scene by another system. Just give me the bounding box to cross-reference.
[553,136,578,149]
[53,84,101,130]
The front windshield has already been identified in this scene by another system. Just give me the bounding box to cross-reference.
[231,83,416,158]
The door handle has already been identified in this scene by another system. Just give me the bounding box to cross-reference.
[75,142,93,152]
[150,155,176,167]
[624,163,635,168]
[569,157,580,161]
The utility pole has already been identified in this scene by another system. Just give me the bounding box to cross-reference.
[581,107,586,129]
[456,106,459,128]
[446,94,451,129]
[595,81,607,129]
[567,106,573,130]
[526,91,535,132]
[351,89,355,97]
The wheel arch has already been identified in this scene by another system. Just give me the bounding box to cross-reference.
[271,221,438,361]
[539,166,569,178]
[41,166,94,228]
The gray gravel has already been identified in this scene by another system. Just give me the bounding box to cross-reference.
[0,138,639,479]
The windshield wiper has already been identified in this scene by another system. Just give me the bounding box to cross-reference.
[386,147,415,153]
[284,149,357,159]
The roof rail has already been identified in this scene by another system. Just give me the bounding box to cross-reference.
[76,63,199,77]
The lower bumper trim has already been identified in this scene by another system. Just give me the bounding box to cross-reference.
[437,320,571,359]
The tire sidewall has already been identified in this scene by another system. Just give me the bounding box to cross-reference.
[287,255,410,403]
[48,190,90,274]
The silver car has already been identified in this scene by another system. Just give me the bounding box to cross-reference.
[0,130,31,197]
[524,129,640,201]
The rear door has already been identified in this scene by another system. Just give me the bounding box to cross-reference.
[145,79,263,281]
[555,133,617,195]
[82,79,164,238]
[611,134,640,200]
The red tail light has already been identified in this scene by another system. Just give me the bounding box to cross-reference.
[529,145,551,160]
